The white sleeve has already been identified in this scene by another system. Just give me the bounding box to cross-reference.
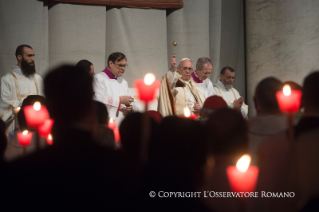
[93,76,120,109]
[0,76,22,121]
[166,71,179,90]
[206,80,216,97]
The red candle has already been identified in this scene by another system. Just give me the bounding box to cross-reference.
[134,73,160,103]
[179,107,197,120]
[226,154,259,193]
[24,102,49,129]
[114,128,121,142]
[17,130,32,146]
[38,119,54,137]
[47,134,53,145]
[108,118,117,130]
[276,85,302,113]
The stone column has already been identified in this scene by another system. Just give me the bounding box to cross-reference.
[245,0,319,116]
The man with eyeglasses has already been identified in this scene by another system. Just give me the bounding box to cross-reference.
[170,55,216,98]
[93,52,137,127]
[213,66,248,118]
[158,58,206,117]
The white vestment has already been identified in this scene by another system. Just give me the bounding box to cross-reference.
[192,72,216,97]
[213,79,248,118]
[93,72,137,127]
[166,71,206,116]
[0,66,43,132]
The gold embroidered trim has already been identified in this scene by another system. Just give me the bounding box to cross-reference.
[33,76,39,95]
[213,85,222,96]
[231,88,237,100]
[0,100,14,119]
[10,72,21,101]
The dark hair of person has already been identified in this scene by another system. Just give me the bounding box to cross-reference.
[44,65,93,125]
[76,60,93,73]
[15,45,33,59]
[107,52,126,66]
[94,100,108,125]
[302,71,319,109]
[220,66,235,75]
[205,108,248,156]
[254,77,283,113]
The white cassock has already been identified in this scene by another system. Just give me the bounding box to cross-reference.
[0,66,43,132]
[93,71,137,127]
[213,79,248,118]
[166,71,206,116]
[191,72,216,97]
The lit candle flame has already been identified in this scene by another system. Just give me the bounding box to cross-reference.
[33,101,41,111]
[236,154,251,172]
[47,134,53,145]
[184,107,191,117]
[109,117,113,123]
[14,107,21,114]
[22,130,28,135]
[144,73,155,85]
[283,85,291,96]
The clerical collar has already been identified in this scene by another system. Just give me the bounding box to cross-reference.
[191,72,203,83]
[103,67,117,80]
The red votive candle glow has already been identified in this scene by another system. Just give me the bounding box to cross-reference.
[276,85,302,113]
[226,154,259,193]
[38,119,54,137]
[114,128,121,142]
[47,134,53,145]
[108,118,117,130]
[134,73,160,103]
[24,102,49,129]
[17,130,32,146]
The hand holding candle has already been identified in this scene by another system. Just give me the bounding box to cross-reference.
[226,154,259,193]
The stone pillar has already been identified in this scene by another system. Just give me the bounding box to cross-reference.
[246,0,319,116]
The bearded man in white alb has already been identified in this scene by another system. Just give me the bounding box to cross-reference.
[158,58,206,117]
[213,66,248,118]
[0,45,44,133]
[93,52,137,127]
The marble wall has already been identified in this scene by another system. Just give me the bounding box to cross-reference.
[246,0,319,116]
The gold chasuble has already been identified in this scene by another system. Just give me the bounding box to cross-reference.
[158,71,206,117]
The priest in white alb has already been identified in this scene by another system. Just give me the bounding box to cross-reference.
[0,45,43,133]
[158,58,206,117]
[213,66,248,118]
[93,52,137,127]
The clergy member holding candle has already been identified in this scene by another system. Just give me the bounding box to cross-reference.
[93,52,138,127]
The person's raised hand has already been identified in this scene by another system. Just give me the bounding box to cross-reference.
[170,55,176,72]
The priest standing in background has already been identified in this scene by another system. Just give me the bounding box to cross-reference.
[214,66,248,118]
[0,44,43,133]
[93,52,137,127]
